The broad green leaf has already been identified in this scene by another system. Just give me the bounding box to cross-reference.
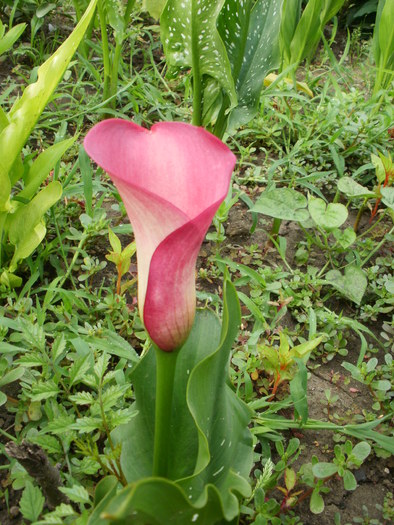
[91,478,240,525]
[109,280,252,523]
[351,442,371,462]
[288,0,324,68]
[308,197,348,230]
[284,468,296,492]
[310,488,325,514]
[337,177,375,199]
[8,181,62,245]
[219,0,284,130]
[0,23,26,56]
[312,462,338,478]
[321,0,347,25]
[252,187,309,221]
[342,469,357,491]
[9,222,46,272]
[17,137,76,201]
[371,153,386,183]
[161,0,236,107]
[290,359,308,423]
[143,0,167,18]
[325,265,368,305]
[108,227,122,253]
[374,0,394,92]
[19,481,45,522]
[381,186,394,211]
[279,0,302,69]
[0,0,98,182]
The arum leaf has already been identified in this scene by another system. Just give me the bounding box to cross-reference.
[161,0,236,107]
[288,0,324,67]
[337,177,375,199]
[219,0,284,131]
[0,0,97,184]
[325,265,368,305]
[109,280,252,523]
[9,181,62,245]
[17,137,76,201]
[9,222,46,272]
[0,23,26,57]
[279,0,302,69]
[252,188,309,221]
[308,197,348,230]
[143,0,167,18]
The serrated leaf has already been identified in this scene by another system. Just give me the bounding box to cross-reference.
[60,485,90,504]
[46,414,76,435]
[69,353,92,387]
[101,384,129,411]
[28,434,62,455]
[68,391,95,405]
[19,481,45,522]
[71,416,103,433]
[30,380,60,401]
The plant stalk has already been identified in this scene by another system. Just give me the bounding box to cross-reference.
[97,0,111,105]
[153,346,179,477]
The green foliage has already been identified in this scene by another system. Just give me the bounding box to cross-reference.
[0,0,97,281]
[373,0,394,93]
[0,20,26,56]
[89,280,252,523]
[279,0,346,72]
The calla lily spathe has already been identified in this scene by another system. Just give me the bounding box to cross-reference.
[84,119,236,351]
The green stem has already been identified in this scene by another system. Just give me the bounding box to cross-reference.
[271,218,282,240]
[110,42,122,109]
[353,199,368,233]
[98,0,111,105]
[191,1,202,126]
[153,346,179,477]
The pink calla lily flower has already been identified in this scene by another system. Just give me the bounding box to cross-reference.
[84,119,236,351]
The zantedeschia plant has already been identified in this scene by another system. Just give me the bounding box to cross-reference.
[84,119,235,350]
[84,119,253,524]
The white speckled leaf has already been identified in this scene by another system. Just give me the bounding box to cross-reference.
[161,0,236,106]
[218,0,284,130]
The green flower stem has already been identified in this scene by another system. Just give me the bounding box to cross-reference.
[97,0,111,104]
[153,345,179,477]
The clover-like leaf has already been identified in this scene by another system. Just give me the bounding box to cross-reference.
[252,187,309,221]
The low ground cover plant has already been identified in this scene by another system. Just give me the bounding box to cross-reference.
[0,1,393,524]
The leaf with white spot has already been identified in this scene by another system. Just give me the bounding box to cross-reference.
[161,0,236,108]
[217,0,284,131]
